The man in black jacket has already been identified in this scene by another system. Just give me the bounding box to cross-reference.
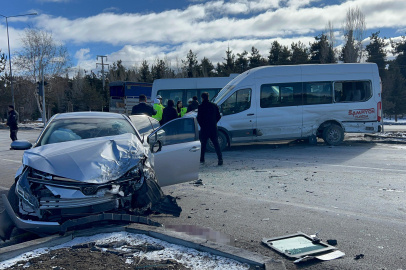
[186,96,199,113]
[161,99,178,125]
[131,94,157,117]
[5,105,18,141]
[197,92,223,165]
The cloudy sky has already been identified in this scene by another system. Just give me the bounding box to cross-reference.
[1,0,406,73]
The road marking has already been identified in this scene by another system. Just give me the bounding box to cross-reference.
[251,158,406,173]
[0,186,9,190]
[2,159,21,163]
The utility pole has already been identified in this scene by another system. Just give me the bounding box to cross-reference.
[96,55,108,90]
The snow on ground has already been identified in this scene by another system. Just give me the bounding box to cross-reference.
[0,232,250,270]
[374,132,406,138]
[383,118,406,124]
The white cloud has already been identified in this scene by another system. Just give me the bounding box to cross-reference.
[30,0,406,48]
[74,48,91,61]
[102,7,120,13]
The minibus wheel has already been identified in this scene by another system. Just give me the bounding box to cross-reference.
[207,131,228,152]
[322,124,344,146]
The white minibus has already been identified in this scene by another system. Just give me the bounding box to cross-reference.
[151,74,239,107]
[203,63,382,150]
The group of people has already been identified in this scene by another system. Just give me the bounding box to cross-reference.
[131,92,223,166]
[131,94,200,125]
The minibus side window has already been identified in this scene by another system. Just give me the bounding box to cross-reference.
[334,81,372,103]
[157,90,184,106]
[303,82,333,105]
[260,83,302,108]
[221,88,252,116]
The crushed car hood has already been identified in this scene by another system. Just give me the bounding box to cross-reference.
[22,133,147,183]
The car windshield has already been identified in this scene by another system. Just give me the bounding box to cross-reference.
[38,118,137,146]
[129,115,155,136]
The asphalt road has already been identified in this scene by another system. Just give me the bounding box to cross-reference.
[0,129,405,270]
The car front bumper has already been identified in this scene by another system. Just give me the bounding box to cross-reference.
[2,194,61,234]
[2,194,162,235]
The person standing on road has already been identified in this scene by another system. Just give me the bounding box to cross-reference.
[131,94,157,117]
[161,99,178,125]
[197,92,223,165]
[156,95,165,111]
[152,98,163,122]
[187,96,199,113]
[176,101,187,117]
[5,105,18,141]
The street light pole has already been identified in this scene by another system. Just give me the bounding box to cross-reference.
[0,13,37,108]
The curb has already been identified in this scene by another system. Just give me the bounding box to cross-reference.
[0,224,286,270]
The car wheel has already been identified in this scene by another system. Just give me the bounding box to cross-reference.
[7,183,19,214]
[207,131,228,152]
[322,124,344,146]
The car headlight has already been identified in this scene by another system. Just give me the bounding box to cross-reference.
[16,178,39,209]
[126,167,141,179]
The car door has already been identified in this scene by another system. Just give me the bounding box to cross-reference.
[148,117,200,187]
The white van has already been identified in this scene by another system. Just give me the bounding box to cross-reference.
[204,63,382,149]
[151,74,239,107]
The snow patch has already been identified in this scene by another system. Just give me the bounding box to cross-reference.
[0,232,249,270]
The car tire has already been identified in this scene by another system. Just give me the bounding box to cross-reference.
[207,131,228,152]
[7,183,19,214]
[322,124,344,146]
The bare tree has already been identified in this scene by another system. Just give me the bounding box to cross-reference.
[341,6,366,63]
[13,27,71,114]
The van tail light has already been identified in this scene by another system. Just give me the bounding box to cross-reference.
[377,102,382,122]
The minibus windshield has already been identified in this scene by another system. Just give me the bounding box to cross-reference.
[213,84,236,104]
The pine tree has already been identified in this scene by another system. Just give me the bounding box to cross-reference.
[290,41,309,65]
[309,34,336,64]
[268,41,282,65]
[391,36,406,79]
[182,50,200,78]
[200,57,215,77]
[235,50,249,73]
[277,46,291,65]
[248,46,262,69]
[0,49,6,78]
[139,60,152,83]
[151,59,168,80]
[365,31,388,79]
[217,47,236,76]
[383,64,406,121]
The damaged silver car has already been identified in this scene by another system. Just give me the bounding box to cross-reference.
[1,112,200,239]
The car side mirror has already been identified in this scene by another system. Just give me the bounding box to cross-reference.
[151,140,162,153]
[10,140,32,150]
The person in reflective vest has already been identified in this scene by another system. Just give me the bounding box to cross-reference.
[176,101,187,117]
[156,95,165,111]
[152,98,163,122]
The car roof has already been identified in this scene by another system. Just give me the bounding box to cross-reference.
[52,112,126,120]
[128,114,159,123]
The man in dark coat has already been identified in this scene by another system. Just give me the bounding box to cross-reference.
[161,99,178,125]
[196,92,223,165]
[5,105,18,141]
[186,96,199,113]
[131,94,157,117]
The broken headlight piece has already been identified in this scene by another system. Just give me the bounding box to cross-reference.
[16,177,40,209]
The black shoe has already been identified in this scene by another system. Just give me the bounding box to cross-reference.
[200,160,205,164]
[218,159,223,166]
